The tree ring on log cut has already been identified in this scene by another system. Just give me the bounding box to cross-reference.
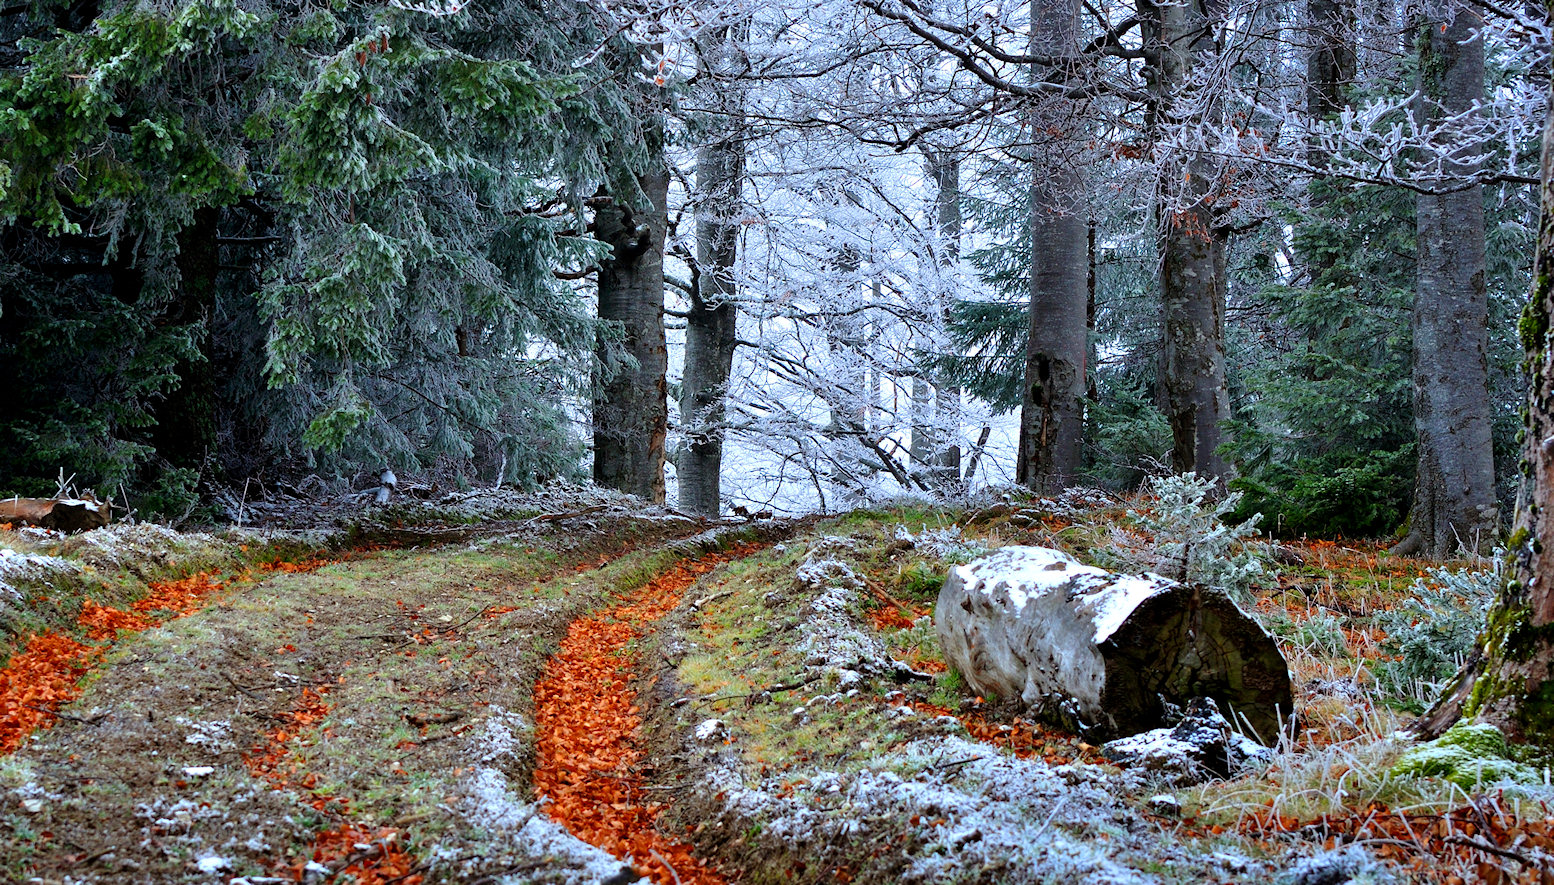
[1098,584,1292,743]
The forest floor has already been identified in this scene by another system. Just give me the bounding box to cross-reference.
[0,484,1548,884]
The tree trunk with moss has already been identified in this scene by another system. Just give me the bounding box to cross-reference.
[1412,76,1554,745]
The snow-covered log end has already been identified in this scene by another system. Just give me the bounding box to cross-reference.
[935,546,1292,743]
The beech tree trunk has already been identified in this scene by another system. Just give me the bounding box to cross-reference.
[1394,8,1498,557]
[593,167,670,503]
[679,29,746,517]
[1160,208,1230,481]
[910,373,934,470]
[929,151,963,488]
[1146,0,1232,483]
[1412,78,1554,745]
[819,235,879,503]
[1017,0,1088,494]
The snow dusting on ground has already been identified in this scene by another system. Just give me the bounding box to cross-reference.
[0,547,75,601]
[459,708,648,884]
[793,542,892,677]
[695,736,1272,884]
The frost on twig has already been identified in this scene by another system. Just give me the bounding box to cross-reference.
[387,0,467,16]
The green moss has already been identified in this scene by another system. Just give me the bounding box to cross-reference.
[1510,679,1554,747]
[893,561,948,602]
[1462,598,1554,747]
[1507,526,1532,551]
[1500,614,1554,666]
[1520,298,1549,353]
[1392,723,1540,788]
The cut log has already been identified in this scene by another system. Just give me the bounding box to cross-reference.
[0,496,112,533]
[936,546,1292,743]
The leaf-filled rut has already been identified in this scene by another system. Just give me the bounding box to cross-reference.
[532,544,764,885]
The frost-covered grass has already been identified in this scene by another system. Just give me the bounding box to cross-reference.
[661,499,1553,883]
[0,521,321,671]
[3,490,1539,883]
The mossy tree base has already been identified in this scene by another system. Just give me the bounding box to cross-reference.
[1416,93,1554,747]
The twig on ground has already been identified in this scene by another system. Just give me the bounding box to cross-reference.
[531,504,610,522]
[467,859,548,885]
[381,863,432,885]
[223,673,266,699]
[767,673,823,693]
[863,575,915,612]
[649,849,684,885]
[405,710,464,728]
[446,605,495,633]
[690,589,735,610]
[689,672,822,708]
[20,703,108,725]
[1444,835,1552,869]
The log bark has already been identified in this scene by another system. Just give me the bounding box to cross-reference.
[0,496,111,532]
[936,546,1292,742]
[593,165,670,504]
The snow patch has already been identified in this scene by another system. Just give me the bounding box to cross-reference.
[180,718,234,754]
[1278,844,1396,885]
[948,547,1173,644]
[460,766,646,885]
[792,563,890,676]
[701,736,1242,883]
[892,524,988,561]
[1101,698,1271,785]
[469,706,532,763]
[0,547,76,600]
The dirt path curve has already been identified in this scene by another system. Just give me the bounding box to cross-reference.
[532,544,765,885]
[0,516,732,883]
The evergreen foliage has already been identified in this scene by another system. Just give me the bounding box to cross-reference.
[1131,472,1269,605]
[1375,560,1499,709]
[0,0,653,504]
